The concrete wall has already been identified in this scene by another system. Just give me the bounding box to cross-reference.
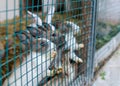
[98,0,120,25]
[0,0,19,21]
[95,0,120,67]
[94,32,120,69]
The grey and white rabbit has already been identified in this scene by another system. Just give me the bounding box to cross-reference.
[54,20,84,63]
[27,6,59,42]
[42,21,84,86]
[27,6,65,72]
[3,38,57,86]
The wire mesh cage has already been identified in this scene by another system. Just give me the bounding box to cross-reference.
[0,0,96,86]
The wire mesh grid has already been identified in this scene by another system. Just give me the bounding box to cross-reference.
[0,0,96,86]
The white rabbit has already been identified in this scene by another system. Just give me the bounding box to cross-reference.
[3,38,57,86]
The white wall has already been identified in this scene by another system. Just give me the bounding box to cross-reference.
[0,0,19,21]
[98,0,120,25]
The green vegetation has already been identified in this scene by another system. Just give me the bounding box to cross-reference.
[96,22,120,50]
[100,71,106,80]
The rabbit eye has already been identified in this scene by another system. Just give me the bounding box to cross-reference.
[52,33,56,36]
[40,41,48,46]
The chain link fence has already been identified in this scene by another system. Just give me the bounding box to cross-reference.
[0,0,96,86]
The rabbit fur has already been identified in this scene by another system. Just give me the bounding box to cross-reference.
[54,20,84,63]
[27,7,65,71]
[3,38,57,86]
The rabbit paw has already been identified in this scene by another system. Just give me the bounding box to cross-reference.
[76,58,83,63]
[73,31,79,36]
[56,67,63,75]
[47,70,55,77]
[51,51,57,58]
[78,43,84,48]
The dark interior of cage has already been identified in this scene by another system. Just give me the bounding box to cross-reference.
[23,0,67,13]
[0,0,92,85]
[23,0,42,11]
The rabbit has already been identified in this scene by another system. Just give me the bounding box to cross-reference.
[3,38,57,86]
[15,29,64,72]
[27,6,56,38]
[41,51,81,86]
[42,8,67,71]
[25,27,66,74]
[64,21,84,63]
[27,6,66,72]
[54,20,84,63]
[39,21,84,86]
[15,26,66,74]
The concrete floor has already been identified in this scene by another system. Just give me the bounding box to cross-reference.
[93,46,120,86]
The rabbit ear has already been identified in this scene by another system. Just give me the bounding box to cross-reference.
[27,10,42,26]
[65,21,80,33]
[45,6,55,24]
[27,10,36,17]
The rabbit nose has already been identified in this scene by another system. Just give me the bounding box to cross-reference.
[52,33,56,36]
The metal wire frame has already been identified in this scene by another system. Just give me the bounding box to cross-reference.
[0,0,96,86]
